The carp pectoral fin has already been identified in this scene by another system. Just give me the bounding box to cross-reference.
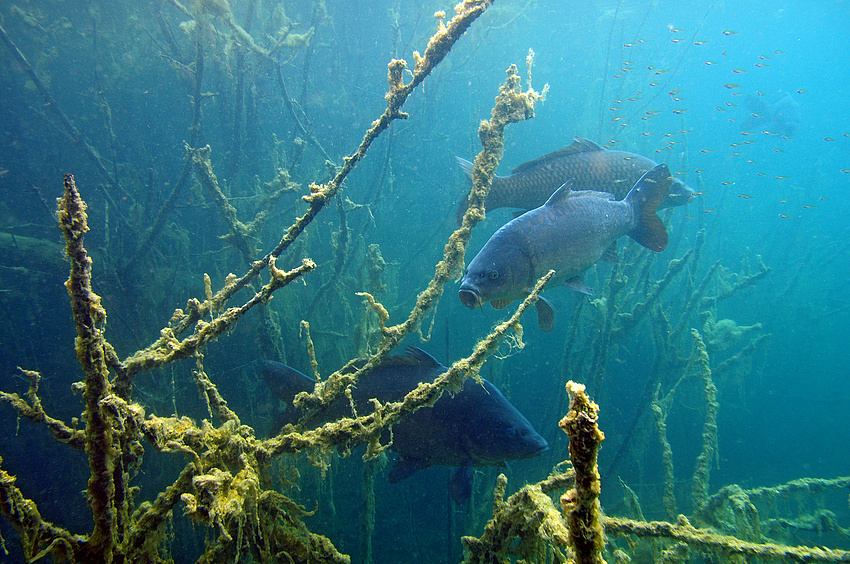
[388,456,430,483]
[449,463,473,505]
[564,276,594,295]
[491,299,513,310]
[601,241,619,263]
[536,296,556,332]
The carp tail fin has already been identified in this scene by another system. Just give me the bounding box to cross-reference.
[625,164,672,252]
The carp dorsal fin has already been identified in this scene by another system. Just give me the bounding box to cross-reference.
[544,181,573,207]
[404,346,442,368]
[510,137,604,175]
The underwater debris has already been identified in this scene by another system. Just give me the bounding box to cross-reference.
[560,382,606,564]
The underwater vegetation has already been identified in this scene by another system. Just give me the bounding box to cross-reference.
[0,0,849,563]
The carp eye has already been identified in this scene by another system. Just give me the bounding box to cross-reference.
[488,270,499,280]
[503,427,516,437]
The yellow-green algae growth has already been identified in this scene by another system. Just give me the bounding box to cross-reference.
[1,1,849,563]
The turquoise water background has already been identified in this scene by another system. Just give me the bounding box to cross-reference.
[0,1,848,561]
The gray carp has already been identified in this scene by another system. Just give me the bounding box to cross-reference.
[456,138,693,224]
[458,164,672,332]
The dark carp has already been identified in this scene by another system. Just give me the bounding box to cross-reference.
[458,164,673,332]
[456,137,693,224]
[262,347,548,503]
[742,92,800,137]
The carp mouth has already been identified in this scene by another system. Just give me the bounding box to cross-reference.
[458,287,482,309]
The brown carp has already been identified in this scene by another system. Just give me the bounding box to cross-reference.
[456,137,693,224]
[458,164,672,332]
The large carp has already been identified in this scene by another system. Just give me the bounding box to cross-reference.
[263,347,548,504]
[458,164,672,332]
[456,137,693,224]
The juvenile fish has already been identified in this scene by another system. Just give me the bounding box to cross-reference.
[456,137,693,224]
[458,164,672,331]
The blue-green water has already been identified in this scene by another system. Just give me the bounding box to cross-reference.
[0,1,848,562]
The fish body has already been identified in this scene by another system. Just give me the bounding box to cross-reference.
[458,164,672,331]
[742,93,800,136]
[456,138,693,224]
[262,347,548,501]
